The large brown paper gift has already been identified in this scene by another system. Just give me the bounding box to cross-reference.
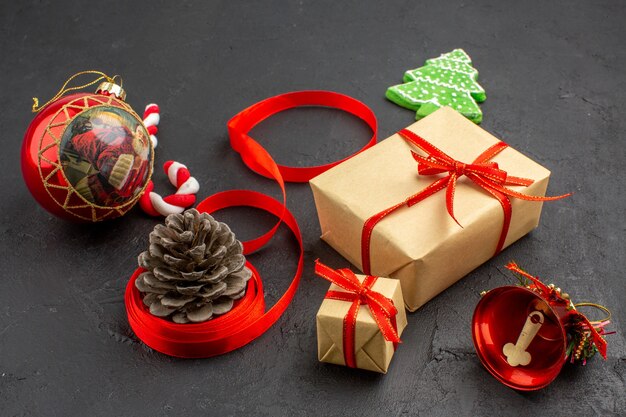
[310,106,558,312]
[316,272,407,373]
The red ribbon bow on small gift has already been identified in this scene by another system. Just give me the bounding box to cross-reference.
[361,129,571,274]
[314,260,401,368]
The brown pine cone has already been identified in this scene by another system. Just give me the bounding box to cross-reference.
[136,209,252,323]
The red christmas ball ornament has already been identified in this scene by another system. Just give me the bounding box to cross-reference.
[21,71,154,222]
[472,262,611,390]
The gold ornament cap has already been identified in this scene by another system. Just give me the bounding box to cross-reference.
[96,81,126,101]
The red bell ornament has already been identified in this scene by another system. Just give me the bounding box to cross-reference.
[472,262,611,391]
[21,71,154,222]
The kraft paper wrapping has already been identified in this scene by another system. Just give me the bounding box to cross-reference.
[316,274,407,373]
[310,107,551,311]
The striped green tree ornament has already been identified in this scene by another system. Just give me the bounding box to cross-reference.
[386,49,486,123]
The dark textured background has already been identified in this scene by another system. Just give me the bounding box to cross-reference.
[1,1,625,416]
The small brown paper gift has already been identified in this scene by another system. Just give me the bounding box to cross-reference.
[310,107,567,311]
[315,261,407,373]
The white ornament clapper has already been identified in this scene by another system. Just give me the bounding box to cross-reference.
[503,311,544,367]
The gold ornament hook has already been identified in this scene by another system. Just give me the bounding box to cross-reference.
[111,74,124,88]
[31,70,115,113]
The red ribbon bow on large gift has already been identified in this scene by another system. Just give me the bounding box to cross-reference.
[361,129,571,274]
[314,260,401,368]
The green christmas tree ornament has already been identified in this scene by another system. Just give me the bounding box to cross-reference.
[386,49,486,123]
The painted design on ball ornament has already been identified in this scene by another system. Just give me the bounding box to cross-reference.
[59,106,152,207]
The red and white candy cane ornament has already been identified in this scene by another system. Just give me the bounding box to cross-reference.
[139,161,200,217]
[143,104,160,148]
[139,104,200,216]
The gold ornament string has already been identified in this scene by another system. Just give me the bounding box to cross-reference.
[31,70,118,112]
[574,302,612,325]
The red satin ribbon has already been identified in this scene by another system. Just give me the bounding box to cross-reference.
[361,129,571,274]
[125,91,378,358]
[505,262,607,359]
[314,260,400,368]
[228,90,378,183]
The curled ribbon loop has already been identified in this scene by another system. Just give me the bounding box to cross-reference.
[314,260,400,368]
[361,129,571,274]
[228,90,377,182]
